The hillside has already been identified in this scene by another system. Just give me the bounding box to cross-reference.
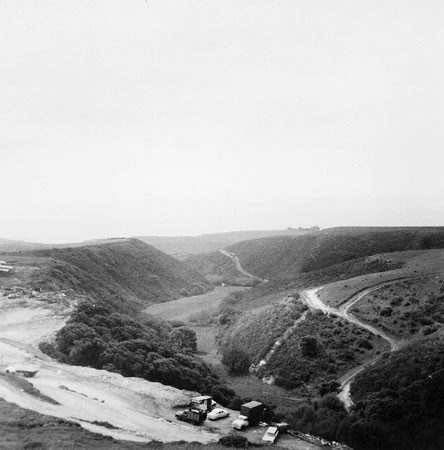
[343,330,444,450]
[186,227,444,283]
[137,228,315,256]
[1,239,212,312]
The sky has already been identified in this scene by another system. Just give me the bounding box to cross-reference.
[1,0,444,243]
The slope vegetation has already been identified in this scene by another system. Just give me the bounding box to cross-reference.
[342,330,444,450]
[26,239,212,308]
[0,239,212,316]
[187,227,444,284]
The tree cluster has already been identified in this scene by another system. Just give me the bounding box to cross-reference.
[47,301,234,403]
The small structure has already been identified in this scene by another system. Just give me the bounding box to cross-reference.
[5,364,40,378]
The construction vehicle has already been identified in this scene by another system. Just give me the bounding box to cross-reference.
[175,407,207,425]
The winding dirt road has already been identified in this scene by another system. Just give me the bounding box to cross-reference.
[301,285,404,409]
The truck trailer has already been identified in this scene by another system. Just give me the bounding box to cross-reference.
[240,401,264,426]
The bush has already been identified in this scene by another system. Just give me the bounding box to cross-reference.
[219,435,249,448]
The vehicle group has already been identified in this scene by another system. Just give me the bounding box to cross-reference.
[174,396,286,444]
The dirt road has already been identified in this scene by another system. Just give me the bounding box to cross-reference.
[301,284,404,409]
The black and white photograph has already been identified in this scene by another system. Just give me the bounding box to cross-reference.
[1,1,444,449]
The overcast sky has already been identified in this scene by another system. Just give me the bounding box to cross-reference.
[1,0,443,243]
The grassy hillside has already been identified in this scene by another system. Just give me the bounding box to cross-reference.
[1,239,212,313]
[138,228,314,256]
[187,227,444,283]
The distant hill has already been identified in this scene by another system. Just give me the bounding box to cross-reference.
[137,228,316,257]
[186,227,444,282]
[0,238,51,252]
[1,239,212,312]
[0,237,130,253]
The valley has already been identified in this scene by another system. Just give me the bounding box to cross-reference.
[2,227,444,449]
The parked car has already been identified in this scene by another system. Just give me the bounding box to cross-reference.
[232,414,249,430]
[262,426,279,443]
[208,408,230,420]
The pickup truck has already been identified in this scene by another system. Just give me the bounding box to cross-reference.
[232,414,249,430]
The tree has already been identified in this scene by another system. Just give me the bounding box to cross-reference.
[221,345,251,375]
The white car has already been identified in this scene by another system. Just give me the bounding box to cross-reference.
[207,408,230,421]
[262,426,279,443]
[232,414,249,430]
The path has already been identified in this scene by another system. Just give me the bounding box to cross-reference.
[255,309,309,378]
[219,249,267,281]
